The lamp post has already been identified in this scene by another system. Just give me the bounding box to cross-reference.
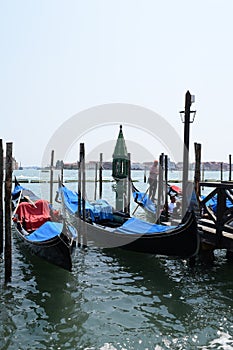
[180,90,196,216]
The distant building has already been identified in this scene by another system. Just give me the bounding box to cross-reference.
[54,159,231,172]
[63,162,79,170]
[143,162,153,170]
[131,163,144,170]
[102,162,112,170]
[3,156,18,170]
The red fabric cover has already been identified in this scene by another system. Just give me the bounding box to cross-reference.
[15,199,51,231]
[170,185,182,195]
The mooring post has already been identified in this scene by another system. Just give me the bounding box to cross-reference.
[60,161,64,184]
[125,153,131,215]
[0,139,3,254]
[156,153,164,223]
[77,157,82,247]
[4,142,13,283]
[194,142,201,215]
[164,154,169,221]
[201,163,205,191]
[161,153,164,203]
[50,150,54,205]
[144,165,147,183]
[78,159,81,217]
[216,186,226,243]
[94,162,97,200]
[229,154,231,181]
[80,143,86,221]
[99,153,103,199]
[80,143,87,248]
[220,162,223,182]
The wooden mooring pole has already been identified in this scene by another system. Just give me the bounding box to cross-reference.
[77,157,82,247]
[164,154,169,221]
[94,162,97,200]
[194,142,201,214]
[229,154,232,181]
[4,142,13,283]
[80,143,87,248]
[156,153,164,223]
[50,150,54,205]
[144,165,147,183]
[201,163,205,191]
[0,139,3,254]
[125,153,131,215]
[99,153,103,199]
[60,161,64,184]
[220,162,223,182]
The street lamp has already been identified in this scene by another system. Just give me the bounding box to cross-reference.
[179,109,196,123]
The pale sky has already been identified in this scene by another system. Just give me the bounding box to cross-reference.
[1,0,233,166]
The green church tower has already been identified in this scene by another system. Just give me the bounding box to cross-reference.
[112,125,129,211]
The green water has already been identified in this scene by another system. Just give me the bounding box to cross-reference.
[0,170,233,349]
[1,240,233,350]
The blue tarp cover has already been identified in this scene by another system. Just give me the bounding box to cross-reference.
[116,217,177,235]
[12,184,40,202]
[133,191,156,214]
[201,195,233,213]
[62,186,78,214]
[61,186,113,221]
[12,184,25,196]
[26,221,63,242]
[27,221,77,242]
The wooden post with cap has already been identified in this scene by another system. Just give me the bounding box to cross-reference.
[0,139,3,254]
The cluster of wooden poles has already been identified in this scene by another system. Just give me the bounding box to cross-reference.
[49,147,104,206]
[0,140,13,284]
[0,137,232,283]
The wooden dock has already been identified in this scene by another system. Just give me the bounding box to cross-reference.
[197,181,233,258]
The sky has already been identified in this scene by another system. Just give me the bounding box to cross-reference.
[1,0,233,166]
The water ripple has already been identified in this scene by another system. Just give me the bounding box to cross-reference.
[1,235,233,349]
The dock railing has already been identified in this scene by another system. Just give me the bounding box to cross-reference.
[198,182,233,247]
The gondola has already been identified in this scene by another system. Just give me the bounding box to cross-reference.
[132,184,156,216]
[57,183,200,258]
[131,182,182,218]
[12,178,77,271]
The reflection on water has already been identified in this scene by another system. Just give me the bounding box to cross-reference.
[0,170,233,349]
[1,238,233,349]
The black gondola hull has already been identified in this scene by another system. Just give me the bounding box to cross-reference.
[77,212,200,258]
[13,225,73,271]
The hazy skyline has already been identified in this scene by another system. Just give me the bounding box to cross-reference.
[1,0,233,166]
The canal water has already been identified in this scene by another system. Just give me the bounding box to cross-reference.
[0,170,233,350]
